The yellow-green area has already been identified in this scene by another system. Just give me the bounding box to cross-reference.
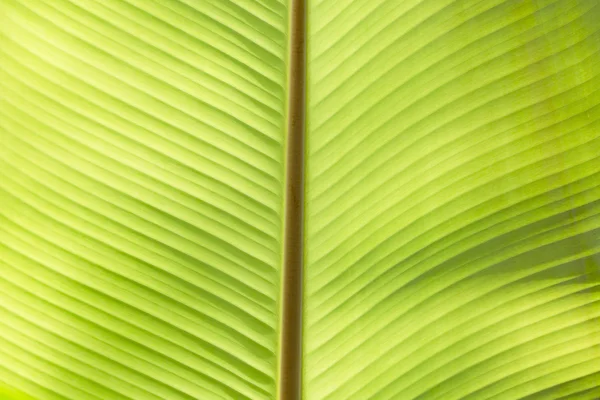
[303,0,600,399]
[0,0,288,399]
[0,383,35,400]
[2,0,600,399]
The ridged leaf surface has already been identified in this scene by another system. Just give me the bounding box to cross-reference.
[2,0,600,399]
[0,1,288,399]
[303,0,600,399]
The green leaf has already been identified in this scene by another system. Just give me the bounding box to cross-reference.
[0,0,288,399]
[303,0,600,399]
[0,383,36,400]
[2,1,600,400]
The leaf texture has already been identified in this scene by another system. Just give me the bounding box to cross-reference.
[0,1,288,399]
[3,0,600,399]
[303,0,600,399]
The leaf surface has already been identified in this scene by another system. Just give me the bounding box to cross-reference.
[303,0,600,399]
[0,1,289,399]
[2,1,600,399]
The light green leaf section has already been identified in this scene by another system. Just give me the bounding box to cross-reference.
[0,0,288,399]
[4,0,600,399]
[304,0,600,399]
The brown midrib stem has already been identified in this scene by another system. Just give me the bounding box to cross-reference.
[279,0,306,399]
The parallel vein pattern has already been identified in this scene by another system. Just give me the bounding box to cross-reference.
[0,1,288,399]
[304,0,600,399]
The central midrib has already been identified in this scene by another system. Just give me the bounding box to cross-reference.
[279,0,307,399]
